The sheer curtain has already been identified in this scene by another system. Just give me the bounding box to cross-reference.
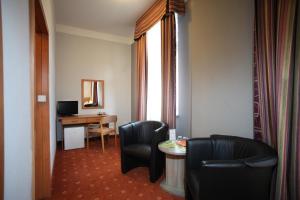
[146,21,162,121]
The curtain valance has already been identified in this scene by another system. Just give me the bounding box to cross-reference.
[134,0,185,40]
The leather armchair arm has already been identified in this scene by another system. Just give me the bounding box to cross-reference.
[201,155,277,169]
[186,138,213,170]
[151,125,168,149]
[243,155,277,167]
[119,123,136,147]
[201,160,246,168]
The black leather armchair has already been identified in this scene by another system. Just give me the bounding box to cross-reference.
[186,135,277,200]
[119,121,168,182]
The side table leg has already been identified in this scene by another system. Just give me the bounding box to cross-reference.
[160,155,185,197]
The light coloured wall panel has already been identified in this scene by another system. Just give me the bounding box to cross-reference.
[187,0,254,138]
[56,33,131,140]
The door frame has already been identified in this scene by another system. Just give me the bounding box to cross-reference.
[0,0,4,199]
[30,0,51,199]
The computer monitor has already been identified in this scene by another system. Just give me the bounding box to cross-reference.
[57,101,78,116]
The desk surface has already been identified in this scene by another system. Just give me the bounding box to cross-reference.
[58,114,107,125]
[58,114,106,119]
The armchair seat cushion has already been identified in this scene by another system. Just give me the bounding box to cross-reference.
[187,167,249,200]
[123,144,151,160]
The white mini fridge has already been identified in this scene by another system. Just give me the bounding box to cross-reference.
[64,126,85,150]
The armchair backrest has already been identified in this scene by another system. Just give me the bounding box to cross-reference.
[186,135,278,200]
[210,135,277,160]
[186,135,277,170]
[133,121,165,144]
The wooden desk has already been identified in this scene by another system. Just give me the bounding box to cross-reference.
[57,114,107,149]
[58,114,106,125]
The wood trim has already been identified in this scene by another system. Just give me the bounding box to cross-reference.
[81,79,105,109]
[30,0,51,199]
[35,0,48,34]
[35,32,51,199]
[0,0,4,199]
[29,0,35,198]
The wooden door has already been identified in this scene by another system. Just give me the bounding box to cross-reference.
[32,0,51,199]
[0,0,4,199]
[35,32,51,199]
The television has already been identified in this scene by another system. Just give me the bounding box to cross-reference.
[57,101,78,116]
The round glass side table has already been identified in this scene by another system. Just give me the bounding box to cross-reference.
[158,140,186,197]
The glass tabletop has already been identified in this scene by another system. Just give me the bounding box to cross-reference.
[158,140,186,156]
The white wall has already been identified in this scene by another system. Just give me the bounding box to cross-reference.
[187,0,254,138]
[41,0,56,174]
[2,0,32,199]
[56,33,131,139]
[176,13,192,137]
[2,1,56,198]
[130,0,253,139]
[131,43,137,121]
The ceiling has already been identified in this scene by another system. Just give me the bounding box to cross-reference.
[54,0,156,39]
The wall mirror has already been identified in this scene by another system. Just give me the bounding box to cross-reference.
[81,79,104,109]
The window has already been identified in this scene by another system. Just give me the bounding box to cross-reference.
[146,21,162,121]
[146,19,179,121]
[175,14,179,116]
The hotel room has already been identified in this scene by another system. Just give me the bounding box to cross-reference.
[1,0,299,200]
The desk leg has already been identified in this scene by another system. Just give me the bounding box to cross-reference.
[160,155,185,197]
[85,126,89,148]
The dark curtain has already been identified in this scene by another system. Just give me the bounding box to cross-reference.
[161,13,176,128]
[136,35,148,120]
[134,0,185,124]
[253,0,299,199]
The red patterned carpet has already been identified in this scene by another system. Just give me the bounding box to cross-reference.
[51,138,184,200]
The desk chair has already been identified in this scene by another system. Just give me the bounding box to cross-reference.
[87,115,117,152]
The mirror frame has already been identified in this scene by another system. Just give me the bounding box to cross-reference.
[81,79,105,109]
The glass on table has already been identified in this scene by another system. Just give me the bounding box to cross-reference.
[177,135,183,140]
[169,129,176,141]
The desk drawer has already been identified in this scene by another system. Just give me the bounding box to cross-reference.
[62,118,85,125]
[60,116,102,125]
[85,117,100,124]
